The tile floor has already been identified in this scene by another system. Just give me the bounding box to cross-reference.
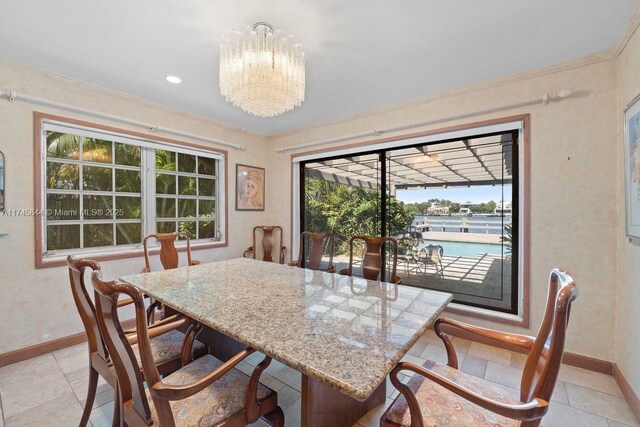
[0,330,637,427]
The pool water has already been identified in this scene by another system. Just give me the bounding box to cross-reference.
[417,240,504,257]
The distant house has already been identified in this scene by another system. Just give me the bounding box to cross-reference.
[459,201,476,215]
[427,202,449,215]
[494,202,512,216]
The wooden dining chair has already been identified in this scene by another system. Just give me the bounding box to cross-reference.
[244,225,286,264]
[142,232,202,323]
[288,231,336,272]
[91,271,284,427]
[142,232,201,273]
[67,256,205,427]
[380,269,578,427]
[338,236,401,284]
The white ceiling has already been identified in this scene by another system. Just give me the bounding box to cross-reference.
[1,1,637,136]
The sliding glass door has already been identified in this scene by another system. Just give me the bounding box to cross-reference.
[300,128,519,314]
[301,154,382,273]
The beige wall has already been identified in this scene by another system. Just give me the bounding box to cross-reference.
[268,56,620,361]
[0,60,270,353]
[616,22,640,396]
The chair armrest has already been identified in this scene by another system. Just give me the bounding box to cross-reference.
[327,265,336,273]
[279,246,287,264]
[180,322,203,365]
[117,297,134,308]
[245,355,273,422]
[146,313,184,329]
[150,347,256,401]
[141,267,150,273]
[243,247,254,258]
[287,260,300,267]
[190,260,201,266]
[391,362,549,424]
[435,318,535,352]
[391,275,402,284]
[126,316,191,345]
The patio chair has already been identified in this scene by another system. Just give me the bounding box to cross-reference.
[398,246,420,276]
[417,244,444,277]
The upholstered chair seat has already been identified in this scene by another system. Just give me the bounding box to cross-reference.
[146,354,274,426]
[384,360,520,427]
[131,329,206,368]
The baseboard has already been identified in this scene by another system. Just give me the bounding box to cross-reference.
[441,325,613,375]
[0,332,87,368]
[562,352,613,375]
[613,364,640,423]
[0,318,137,368]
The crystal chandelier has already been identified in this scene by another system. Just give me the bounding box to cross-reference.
[219,22,305,118]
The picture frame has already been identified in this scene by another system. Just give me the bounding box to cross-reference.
[236,164,265,211]
[624,92,640,239]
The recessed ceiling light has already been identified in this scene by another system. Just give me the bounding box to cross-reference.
[166,75,182,84]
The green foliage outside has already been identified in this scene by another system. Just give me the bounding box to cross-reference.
[303,177,414,254]
[45,133,217,251]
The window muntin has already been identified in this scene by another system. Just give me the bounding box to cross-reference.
[154,150,217,239]
[42,123,223,256]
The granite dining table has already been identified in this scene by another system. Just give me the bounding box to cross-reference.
[120,257,453,427]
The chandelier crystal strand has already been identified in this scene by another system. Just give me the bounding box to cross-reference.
[220,23,305,117]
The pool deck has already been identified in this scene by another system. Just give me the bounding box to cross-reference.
[329,251,512,311]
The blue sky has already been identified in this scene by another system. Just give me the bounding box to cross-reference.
[395,185,512,204]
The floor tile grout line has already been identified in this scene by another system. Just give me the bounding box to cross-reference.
[561,377,629,400]
[51,350,86,408]
[562,383,639,424]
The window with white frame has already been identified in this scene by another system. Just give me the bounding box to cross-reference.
[41,120,225,257]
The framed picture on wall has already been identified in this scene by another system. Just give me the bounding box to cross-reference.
[236,164,265,211]
[624,93,640,239]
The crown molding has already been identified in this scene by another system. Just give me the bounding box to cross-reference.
[272,51,616,139]
[613,4,640,56]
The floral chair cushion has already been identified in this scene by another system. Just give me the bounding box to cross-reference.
[146,354,272,426]
[132,329,205,366]
[384,360,521,427]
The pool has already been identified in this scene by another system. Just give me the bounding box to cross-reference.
[417,240,504,257]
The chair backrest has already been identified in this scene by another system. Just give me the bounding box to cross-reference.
[252,226,284,263]
[421,245,443,264]
[294,231,335,271]
[520,269,578,404]
[346,236,399,282]
[90,272,153,424]
[67,256,108,361]
[143,232,194,272]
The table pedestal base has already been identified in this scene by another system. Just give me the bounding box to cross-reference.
[301,375,386,427]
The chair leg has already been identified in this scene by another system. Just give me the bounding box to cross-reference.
[80,367,99,427]
[263,406,284,427]
[112,385,122,427]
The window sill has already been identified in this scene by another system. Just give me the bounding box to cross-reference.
[444,302,528,328]
[36,240,228,269]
